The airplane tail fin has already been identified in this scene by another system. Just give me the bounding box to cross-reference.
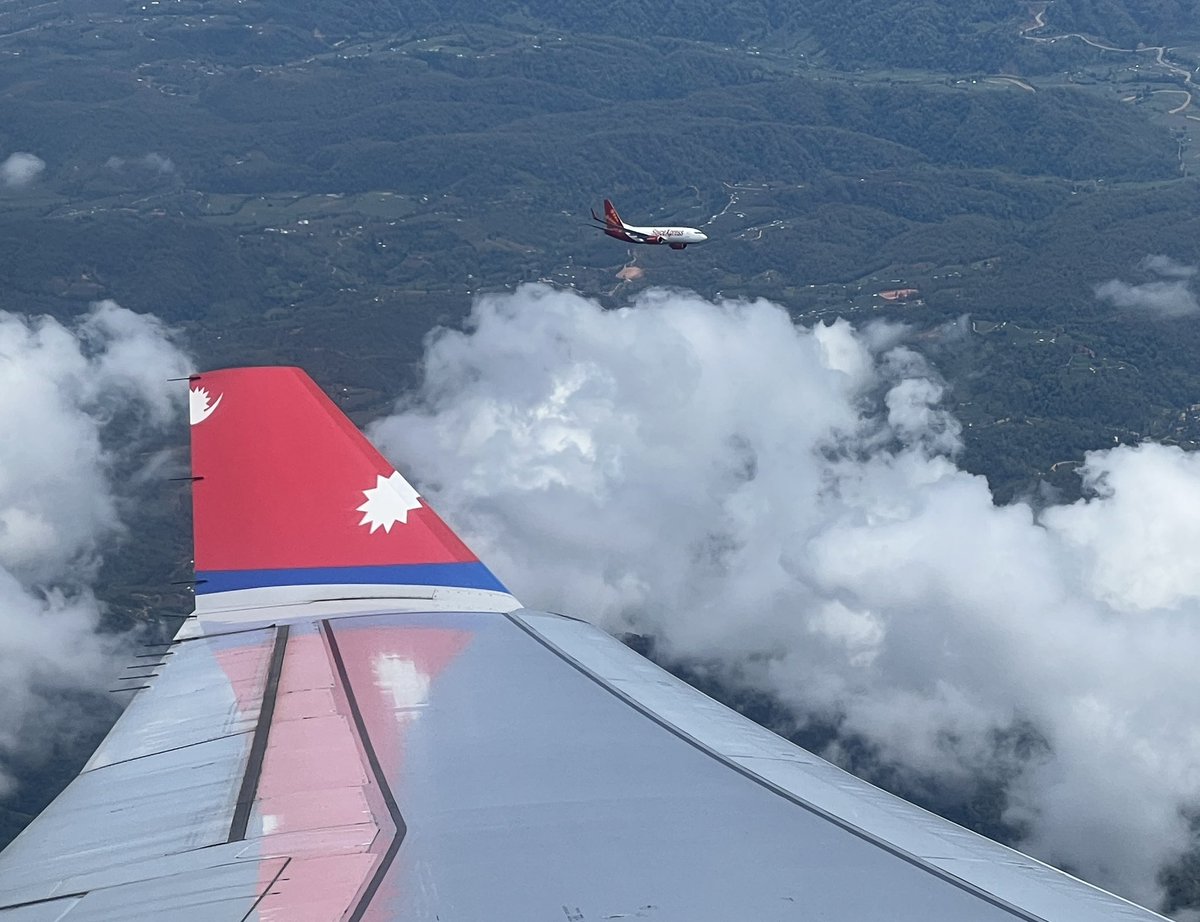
[603,199,624,228]
[188,366,517,614]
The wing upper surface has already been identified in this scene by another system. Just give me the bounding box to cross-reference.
[2,607,1166,921]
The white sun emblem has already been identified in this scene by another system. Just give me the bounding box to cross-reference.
[356,471,422,534]
[189,386,223,426]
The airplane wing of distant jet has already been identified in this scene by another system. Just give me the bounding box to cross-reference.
[0,366,1169,920]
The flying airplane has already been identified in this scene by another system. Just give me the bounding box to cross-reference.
[591,199,708,248]
[0,365,1170,920]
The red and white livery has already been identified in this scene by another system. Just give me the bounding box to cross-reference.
[591,198,708,249]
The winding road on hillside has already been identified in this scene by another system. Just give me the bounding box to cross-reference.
[1021,2,1196,113]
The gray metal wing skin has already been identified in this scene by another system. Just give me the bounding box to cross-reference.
[0,606,1171,921]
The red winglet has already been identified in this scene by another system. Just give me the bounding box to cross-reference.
[188,367,509,599]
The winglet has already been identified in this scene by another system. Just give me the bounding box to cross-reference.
[188,367,518,616]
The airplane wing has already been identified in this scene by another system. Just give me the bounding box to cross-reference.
[589,209,646,242]
[0,366,1170,921]
[619,228,655,243]
[590,204,653,242]
[589,222,657,244]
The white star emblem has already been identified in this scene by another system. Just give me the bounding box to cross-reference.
[356,471,422,533]
[189,386,223,425]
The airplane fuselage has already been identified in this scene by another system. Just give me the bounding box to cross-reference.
[607,224,708,249]
[594,200,708,249]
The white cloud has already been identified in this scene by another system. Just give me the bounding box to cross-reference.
[0,302,192,793]
[1142,255,1197,279]
[104,153,174,175]
[370,283,1200,911]
[1097,255,1200,317]
[0,153,45,190]
[140,152,173,174]
[1096,278,1199,317]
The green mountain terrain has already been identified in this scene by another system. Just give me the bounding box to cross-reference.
[2,1,1197,506]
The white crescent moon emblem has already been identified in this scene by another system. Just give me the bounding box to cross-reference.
[189,388,223,426]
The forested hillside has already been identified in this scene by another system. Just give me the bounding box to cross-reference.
[1046,0,1200,44]
[1,0,1195,500]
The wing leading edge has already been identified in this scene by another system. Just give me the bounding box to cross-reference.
[0,366,1170,922]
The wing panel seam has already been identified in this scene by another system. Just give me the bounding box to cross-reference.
[0,891,87,912]
[166,623,282,645]
[322,619,407,922]
[228,623,290,842]
[85,730,256,774]
[238,855,291,922]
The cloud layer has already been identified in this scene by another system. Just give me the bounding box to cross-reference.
[1096,254,1200,317]
[0,301,191,795]
[371,284,1200,911]
[0,152,45,190]
[104,152,174,174]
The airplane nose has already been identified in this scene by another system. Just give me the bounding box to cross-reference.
[697,232,708,242]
